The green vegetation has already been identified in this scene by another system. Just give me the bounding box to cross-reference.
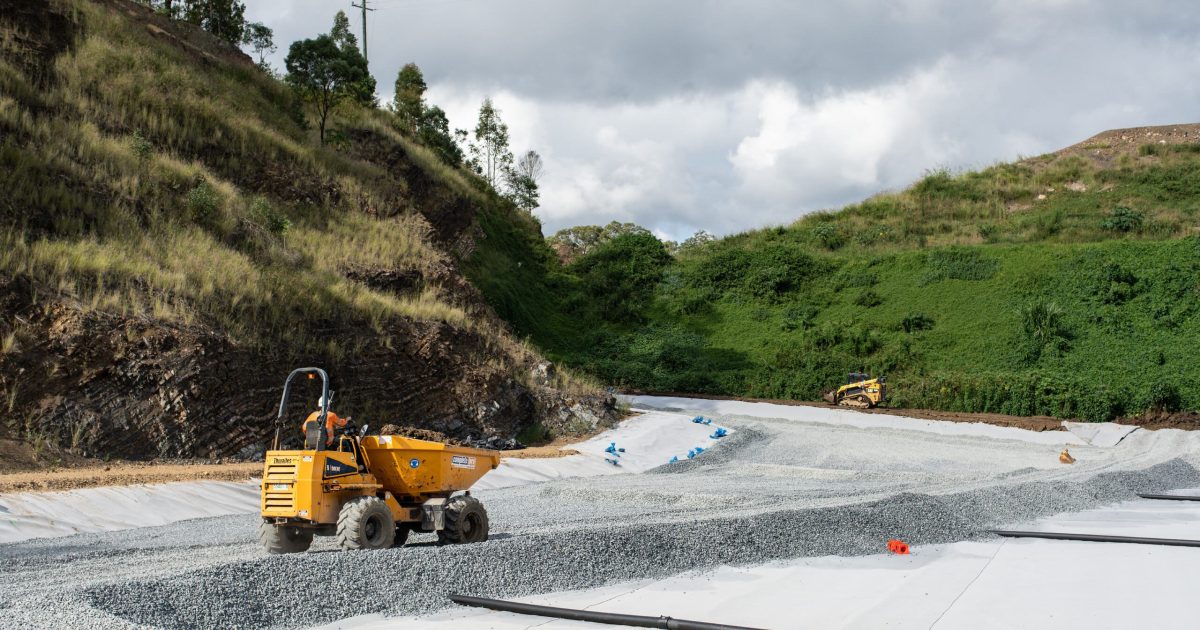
[284,15,374,144]
[138,0,248,45]
[0,0,535,357]
[466,134,1200,422]
[5,0,1196,429]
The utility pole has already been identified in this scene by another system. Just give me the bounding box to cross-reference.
[350,0,374,65]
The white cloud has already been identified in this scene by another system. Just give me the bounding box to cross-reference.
[247,0,1200,243]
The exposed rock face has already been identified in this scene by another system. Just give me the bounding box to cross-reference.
[0,276,614,460]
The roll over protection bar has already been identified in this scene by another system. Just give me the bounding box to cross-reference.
[272,367,330,451]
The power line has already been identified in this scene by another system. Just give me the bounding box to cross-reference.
[350,0,375,65]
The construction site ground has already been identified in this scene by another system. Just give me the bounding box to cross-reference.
[0,432,584,494]
[2,397,1199,629]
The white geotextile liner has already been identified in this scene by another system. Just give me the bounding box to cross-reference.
[0,411,728,543]
[324,491,1200,630]
[625,395,1089,446]
[474,410,729,490]
[0,398,1171,551]
[1063,421,1140,447]
[0,481,259,544]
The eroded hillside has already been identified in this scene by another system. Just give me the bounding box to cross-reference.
[0,0,613,460]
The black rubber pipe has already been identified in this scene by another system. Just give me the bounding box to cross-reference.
[992,530,1200,548]
[1137,493,1200,502]
[448,594,767,630]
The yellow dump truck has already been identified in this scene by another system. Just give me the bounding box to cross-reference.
[258,367,501,554]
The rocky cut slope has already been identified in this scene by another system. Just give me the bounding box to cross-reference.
[0,0,614,460]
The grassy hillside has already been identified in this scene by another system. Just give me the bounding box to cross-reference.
[476,125,1200,422]
[1,0,471,345]
[0,0,609,459]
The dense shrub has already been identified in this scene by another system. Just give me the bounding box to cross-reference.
[1147,381,1182,412]
[250,197,290,235]
[921,248,999,284]
[1101,207,1143,232]
[812,223,846,250]
[570,232,671,323]
[780,303,818,331]
[978,223,999,243]
[854,289,882,307]
[1090,262,1138,305]
[685,247,756,293]
[686,244,823,301]
[893,372,1124,422]
[899,312,935,333]
[186,182,219,225]
[1019,299,1071,362]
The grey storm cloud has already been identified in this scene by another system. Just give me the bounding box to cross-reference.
[249,0,1200,241]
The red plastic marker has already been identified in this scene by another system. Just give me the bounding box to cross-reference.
[887,539,910,555]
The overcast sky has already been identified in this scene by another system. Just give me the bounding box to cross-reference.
[248,0,1200,241]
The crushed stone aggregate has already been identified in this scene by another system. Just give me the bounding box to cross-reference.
[3,410,1198,629]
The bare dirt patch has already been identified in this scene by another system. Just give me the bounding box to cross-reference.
[1119,410,1200,431]
[504,437,582,460]
[1025,122,1200,170]
[0,460,260,493]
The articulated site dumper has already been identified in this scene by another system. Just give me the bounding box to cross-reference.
[258,368,501,553]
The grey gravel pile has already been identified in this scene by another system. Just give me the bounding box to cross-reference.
[3,410,1199,630]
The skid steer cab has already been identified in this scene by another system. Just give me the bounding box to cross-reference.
[823,372,887,409]
[259,368,500,554]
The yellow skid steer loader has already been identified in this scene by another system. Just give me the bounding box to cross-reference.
[823,372,887,409]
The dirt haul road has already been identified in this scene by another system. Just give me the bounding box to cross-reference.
[2,400,1199,629]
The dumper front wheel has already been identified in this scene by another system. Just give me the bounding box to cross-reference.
[337,496,396,551]
[259,520,313,554]
[438,495,489,545]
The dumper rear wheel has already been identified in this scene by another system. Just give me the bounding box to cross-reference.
[438,495,489,545]
[337,497,396,551]
[259,520,313,554]
[393,523,411,547]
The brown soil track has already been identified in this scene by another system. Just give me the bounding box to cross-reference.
[0,460,260,493]
[0,429,591,493]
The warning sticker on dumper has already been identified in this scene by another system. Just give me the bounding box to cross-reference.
[451,455,476,470]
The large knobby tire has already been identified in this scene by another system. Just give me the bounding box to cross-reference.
[437,495,489,545]
[259,520,313,554]
[336,496,396,551]
[393,523,411,548]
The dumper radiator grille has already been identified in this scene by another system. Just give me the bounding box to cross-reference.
[266,463,297,478]
[264,492,294,510]
[263,461,298,511]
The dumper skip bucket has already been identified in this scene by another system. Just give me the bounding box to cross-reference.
[359,435,500,498]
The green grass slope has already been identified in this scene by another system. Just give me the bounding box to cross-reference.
[473,125,1200,422]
